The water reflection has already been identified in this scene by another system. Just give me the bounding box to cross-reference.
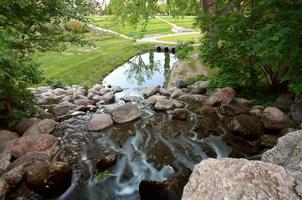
[102,52,177,89]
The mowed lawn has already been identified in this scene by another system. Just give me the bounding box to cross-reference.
[35,33,154,87]
[160,16,198,31]
[159,33,201,43]
[90,16,174,38]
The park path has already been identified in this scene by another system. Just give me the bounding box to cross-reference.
[90,16,201,45]
[137,31,201,44]
[89,25,134,40]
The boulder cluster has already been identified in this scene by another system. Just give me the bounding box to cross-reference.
[182,130,302,200]
[0,80,301,199]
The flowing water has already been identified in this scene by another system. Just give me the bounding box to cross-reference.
[53,52,232,200]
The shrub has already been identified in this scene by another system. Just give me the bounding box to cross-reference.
[176,41,194,60]
[65,19,88,33]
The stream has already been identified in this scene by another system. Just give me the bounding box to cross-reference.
[53,52,232,200]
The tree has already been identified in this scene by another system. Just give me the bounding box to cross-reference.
[110,0,302,95]
[0,0,93,125]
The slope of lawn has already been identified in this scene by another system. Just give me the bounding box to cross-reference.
[35,33,154,87]
[158,33,201,43]
[160,16,198,31]
[90,16,174,38]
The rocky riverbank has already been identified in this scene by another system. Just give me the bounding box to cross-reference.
[0,80,301,199]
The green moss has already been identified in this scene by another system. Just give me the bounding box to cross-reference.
[96,171,109,181]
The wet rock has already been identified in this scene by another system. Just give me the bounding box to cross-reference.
[139,169,191,200]
[207,87,235,107]
[170,89,185,99]
[172,99,184,108]
[176,80,188,88]
[0,143,13,175]
[144,95,167,105]
[143,87,160,98]
[52,102,76,116]
[96,153,121,172]
[55,111,86,122]
[262,130,302,197]
[23,119,57,136]
[102,103,120,114]
[290,103,302,122]
[12,134,56,158]
[88,113,113,131]
[123,96,143,102]
[8,151,50,171]
[38,111,54,120]
[159,88,171,97]
[25,161,72,198]
[233,98,253,106]
[187,81,208,89]
[2,164,26,186]
[182,158,299,200]
[5,182,43,200]
[250,105,264,118]
[111,86,123,93]
[15,118,42,134]
[231,114,264,140]
[172,108,188,120]
[53,88,68,96]
[154,99,174,111]
[262,129,302,173]
[263,107,293,130]
[99,92,115,104]
[260,134,279,148]
[271,93,294,113]
[220,104,249,116]
[0,130,18,145]
[73,98,94,106]
[92,94,102,101]
[177,94,207,103]
[111,103,141,123]
[190,86,207,95]
[0,178,10,200]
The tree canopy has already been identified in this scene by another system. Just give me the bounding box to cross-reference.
[0,0,93,125]
[110,0,302,94]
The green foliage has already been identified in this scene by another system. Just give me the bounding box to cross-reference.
[0,0,94,125]
[199,0,302,95]
[46,79,67,89]
[176,42,194,59]
[96,171,109,181]
[65,19,88,33]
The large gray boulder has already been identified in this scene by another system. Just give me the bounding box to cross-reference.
[87,113,113,131]
[111,103,141,124]
[182,158,300,200]
[262,130,302,196]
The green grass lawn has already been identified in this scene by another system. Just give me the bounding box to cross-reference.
[160,16,198,31]
[90,16,174,38]
[35,33,154,87]
[158,33,201,43]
